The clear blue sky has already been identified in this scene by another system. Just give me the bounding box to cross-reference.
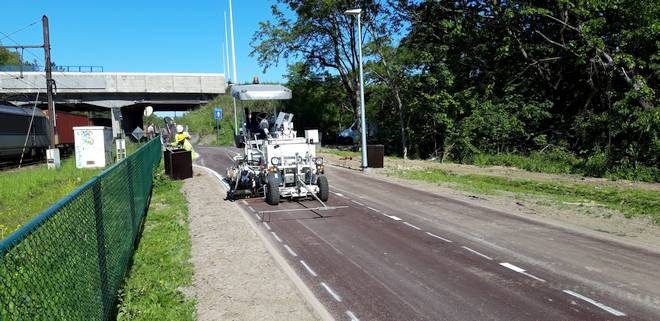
[0,0,289,83]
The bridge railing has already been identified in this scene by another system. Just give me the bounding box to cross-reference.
[0,138,162,320]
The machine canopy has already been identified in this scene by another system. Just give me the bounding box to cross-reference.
[231,84,292,101]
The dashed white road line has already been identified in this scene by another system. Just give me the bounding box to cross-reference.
[403,222,422,231]
[241,200,248,205]
[500,263,546,282]
[351,200,365,206]
[332,192,346,198]
[283,244,298,257]
[562,290,626,316]
[346,310,360,321]
[388,215,402,221]
[426,232,453,243]
[263,222,272,230]
[300,260,318,277]
[462,246,493,261]
[367,206,381,213]
[247,206,256,213]
[320,282,343,302]
[271,232,283,243]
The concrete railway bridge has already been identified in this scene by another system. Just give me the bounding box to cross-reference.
[0,71,226,137]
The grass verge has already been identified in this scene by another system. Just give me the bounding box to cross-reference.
[178,94,236,146]
[390,168,660,224]
[116,170,195,321]
[0,159,99,237]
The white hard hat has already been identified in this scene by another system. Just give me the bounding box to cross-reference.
[176,125,184,133]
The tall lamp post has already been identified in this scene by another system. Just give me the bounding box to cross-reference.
[344,8,368,171]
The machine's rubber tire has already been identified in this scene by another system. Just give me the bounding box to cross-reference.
[266,173,280,205]
[317,175,329,202]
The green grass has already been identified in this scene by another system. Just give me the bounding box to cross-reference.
[390,168,660,224]
[0,159,99,237]
[319,147,361,158]
[178,94,236,146]
[116,170,195,321]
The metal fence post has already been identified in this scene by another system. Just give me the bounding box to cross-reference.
[93,180,110,319]
[126,159,137,240]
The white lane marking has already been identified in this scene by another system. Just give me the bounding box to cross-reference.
[320,282,342,302]
[367,206,381,213]
[241,200,248,205]
[333,192,345,197]
[403,222,422,230]
[462,246,493,261]
[562,290,626,316]
[254,213,259,220]
[263,222,272,230]
[500,263,546,282]
[388,215,402,221]
[283,244,298,257]
[247,206,256,213]
[300,260,318,277]
[193,165,230,190]
[271,232,282,243]
[346,310,360,321]
[351,200,365,206]
[426,232,453,243]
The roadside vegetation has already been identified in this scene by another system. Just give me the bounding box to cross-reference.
[116,169,195,321]
[0,159,99,237]
[390,168,660,225]
[178,94,236,146]
[251,1,658,183]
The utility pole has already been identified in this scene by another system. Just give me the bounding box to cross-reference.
[229,0,239,135]
[42,15,57,147]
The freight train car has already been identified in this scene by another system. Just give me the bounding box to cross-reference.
[44,110,91,151]
[0,103,50,160]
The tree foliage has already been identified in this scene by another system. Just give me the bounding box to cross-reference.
[252,0,659,180]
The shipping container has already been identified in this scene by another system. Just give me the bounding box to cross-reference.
[44,111,91,145]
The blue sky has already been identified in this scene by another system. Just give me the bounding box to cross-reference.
[0,0,290,83]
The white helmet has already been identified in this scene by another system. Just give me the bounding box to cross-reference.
[176,125,184,133]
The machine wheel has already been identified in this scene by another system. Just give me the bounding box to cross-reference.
[317,175,329,202]
[266,173,280,205]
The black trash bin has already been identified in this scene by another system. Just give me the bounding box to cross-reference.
[170,149,193,180]
[163,149,173,177]
[367,145,384,168]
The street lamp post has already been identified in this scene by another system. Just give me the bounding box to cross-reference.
[344,8,368,171]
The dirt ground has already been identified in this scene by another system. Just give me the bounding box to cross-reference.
[321,152,660,253]
[182,170,319,321]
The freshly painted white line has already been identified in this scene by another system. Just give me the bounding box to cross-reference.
[351,200,365,206]
[193,165,230,190]
[254,213,260,220]
[247,206,256,213]
[500,263,546,282]
[425,232,453,243]
[346,311,360,321]
[300,260,318,277]
[271,232,283,243]
[263,222,271,230]
[388,215,402,221]
[500,262,525,273]
[462,246,493,260]
[241,200,248,205]
[563,290,626,316]
[283,244,298,257]
[367,206,381,213]
[320,282,342,302]
[403,222,422,230]
[333,192,345,197]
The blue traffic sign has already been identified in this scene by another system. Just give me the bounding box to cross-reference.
[214,107,223,120]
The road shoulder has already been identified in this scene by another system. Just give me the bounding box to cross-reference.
[182,169,321,321]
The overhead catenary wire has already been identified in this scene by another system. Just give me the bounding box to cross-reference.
[0,19,40,43]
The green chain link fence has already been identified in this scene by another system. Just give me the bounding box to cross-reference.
[0,138,162,320]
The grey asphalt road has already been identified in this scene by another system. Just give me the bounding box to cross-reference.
[196,145,660,321]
